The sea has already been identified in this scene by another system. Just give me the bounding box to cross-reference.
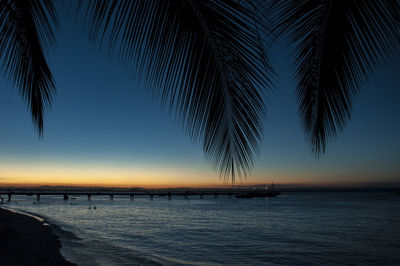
[4,191,400,265]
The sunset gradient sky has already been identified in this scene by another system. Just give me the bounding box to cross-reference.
[1,9,399,188]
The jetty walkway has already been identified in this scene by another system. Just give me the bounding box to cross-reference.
[0,188,250,202]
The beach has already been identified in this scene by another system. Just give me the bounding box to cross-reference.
[0,207,75,266]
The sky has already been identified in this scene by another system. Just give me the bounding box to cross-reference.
[0,8,399,188]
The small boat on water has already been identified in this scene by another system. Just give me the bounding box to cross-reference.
[236,184,280,198]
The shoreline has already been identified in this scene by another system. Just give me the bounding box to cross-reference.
[0,206,76,266]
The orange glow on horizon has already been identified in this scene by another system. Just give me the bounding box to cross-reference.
[1,159,398,188]
[0,160,232,188]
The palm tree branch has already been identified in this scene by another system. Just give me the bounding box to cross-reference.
[273,0,400,155]
[0,0,57,135]
[82,0,272,181]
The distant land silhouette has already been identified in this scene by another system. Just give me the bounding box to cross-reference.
[1,182,400,193]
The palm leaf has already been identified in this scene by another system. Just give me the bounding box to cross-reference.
[0,0,57,135]
[82,0,272,182]
[273,0,400,155]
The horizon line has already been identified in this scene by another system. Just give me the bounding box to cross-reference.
[1,181,399,190]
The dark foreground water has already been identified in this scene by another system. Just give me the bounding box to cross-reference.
[6,191,400,265]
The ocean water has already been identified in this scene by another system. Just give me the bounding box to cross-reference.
[5,191,400,265]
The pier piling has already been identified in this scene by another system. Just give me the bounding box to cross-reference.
[88,194,91,201]
[36,194,40,201]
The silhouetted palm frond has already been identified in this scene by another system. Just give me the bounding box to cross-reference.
[83,0,272,182]
[273,0,400,155]
[0,0,57,135]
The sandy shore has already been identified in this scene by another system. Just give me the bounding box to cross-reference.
[0,207,75,266]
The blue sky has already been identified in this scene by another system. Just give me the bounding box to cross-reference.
[0,9,399,187]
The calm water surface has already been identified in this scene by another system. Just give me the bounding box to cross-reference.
[6,191,400,265]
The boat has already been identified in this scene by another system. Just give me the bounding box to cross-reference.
[236,184,280,198]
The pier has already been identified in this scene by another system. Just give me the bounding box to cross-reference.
[0,187,259,202]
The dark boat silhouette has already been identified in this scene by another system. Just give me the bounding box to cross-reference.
[236,184,280,198]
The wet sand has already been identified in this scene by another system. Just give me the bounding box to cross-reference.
[0,207,75,266]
